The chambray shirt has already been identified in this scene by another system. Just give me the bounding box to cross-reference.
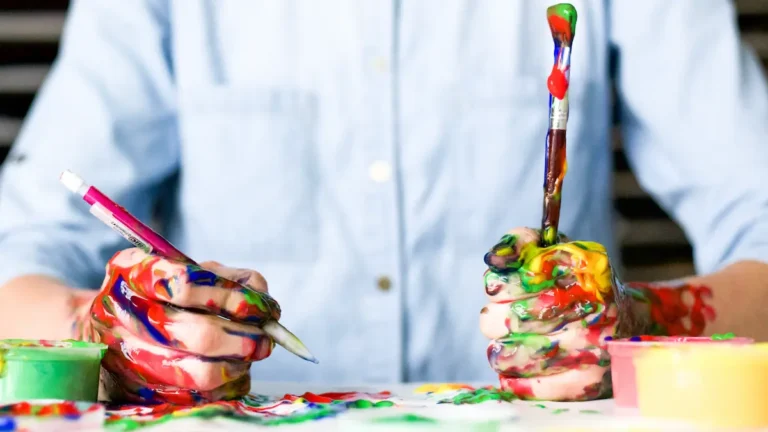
[1,0,768,384]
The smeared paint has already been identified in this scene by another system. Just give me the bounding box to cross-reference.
[414,383,474,394]
[483,230,622,400]
[0,386,519,429]
[552,408,569,414]
[712,332,735,340]
[625,282,716,336]
[371,414,438,424]
[442,387,516,405]
[72,250,279,404]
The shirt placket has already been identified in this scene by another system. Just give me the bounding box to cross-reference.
[358,0,403,383]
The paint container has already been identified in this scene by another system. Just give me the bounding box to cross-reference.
[606,336,753,408]
[0,340,106,403]
[634,343,768,428]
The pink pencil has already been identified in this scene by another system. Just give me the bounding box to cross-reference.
[60,170,318,364]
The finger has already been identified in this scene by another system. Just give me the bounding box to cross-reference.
[93,282,274,360]
[101,333,252,392]
[102,366,251,404]
[200,262,269,293]
[483,228,540,273]
[107,249,280,323]
[486,318,613,377]
[480,290,608,338]
[498,366,610,401]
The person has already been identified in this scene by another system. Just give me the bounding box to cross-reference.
[1,0,767,402]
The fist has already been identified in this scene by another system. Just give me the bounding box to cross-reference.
[480,228,642,401]
[73,248,280,404]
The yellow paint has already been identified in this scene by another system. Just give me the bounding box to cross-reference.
[635,343,768,428]
[414,383,474,394]
[521,241,612,301]
[0,348,5,377]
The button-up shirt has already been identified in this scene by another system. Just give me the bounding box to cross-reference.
[2,0,768,384]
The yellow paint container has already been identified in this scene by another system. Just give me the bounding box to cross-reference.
[635,343,768,428]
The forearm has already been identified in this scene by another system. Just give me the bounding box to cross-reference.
[0,275,96,340]
[626,260,768,341]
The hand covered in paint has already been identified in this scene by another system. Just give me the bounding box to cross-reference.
[479,228,647,401]
[73,248,280,404]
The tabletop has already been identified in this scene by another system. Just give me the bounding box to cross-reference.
[1,382,708,431]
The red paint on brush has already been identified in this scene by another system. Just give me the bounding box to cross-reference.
[547,15,573,42]
[547,66,569,99]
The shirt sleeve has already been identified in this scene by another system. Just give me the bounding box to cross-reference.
[610,0,768,274]
[0,0,179,289]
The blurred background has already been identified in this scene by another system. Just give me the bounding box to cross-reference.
[1,0,767,281]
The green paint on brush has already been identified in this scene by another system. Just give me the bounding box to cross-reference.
[546,3,578,42]
[712,332,735,340]
[372,414,439,424]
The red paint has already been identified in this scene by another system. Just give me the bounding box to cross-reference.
[547,66,569,100]
[283,391,392,404]
[547,15,573,42]
[498,376,536,399]
[630,282,716,336]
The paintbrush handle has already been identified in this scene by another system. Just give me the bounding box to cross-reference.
[540,4,577,248]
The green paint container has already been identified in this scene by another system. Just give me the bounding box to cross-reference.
[0,339,106,403]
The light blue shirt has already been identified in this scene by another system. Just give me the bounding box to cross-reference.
[1,0,768,384]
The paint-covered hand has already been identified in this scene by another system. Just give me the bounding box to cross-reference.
[479,228,644,401]
[72,248,280,404]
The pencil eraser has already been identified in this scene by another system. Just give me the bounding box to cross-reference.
[59,170,85,194]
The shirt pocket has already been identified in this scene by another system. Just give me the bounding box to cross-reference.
[177,87,319,263]
[451,76,548,251]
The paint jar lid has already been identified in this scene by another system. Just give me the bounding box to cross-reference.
[0,339,107,362]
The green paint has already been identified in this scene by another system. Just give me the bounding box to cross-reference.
[0,339,106,403]
[534,404,547,409]
[373,400,395,407]
[712,332,735,340]
[497,333,553,352]
[546,3,578,39]
[579,409,600,414]
[447,387,516,405]
[242,289,266,311]
[372,414,438,424]
[552,408,569,414]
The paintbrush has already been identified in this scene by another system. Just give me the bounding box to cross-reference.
[540,3,578,248]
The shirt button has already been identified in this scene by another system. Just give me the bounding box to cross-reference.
[368,161,392,183]
[377,276,392,292]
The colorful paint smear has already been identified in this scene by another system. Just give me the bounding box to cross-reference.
[540,3,577,248]
[480,226,656,402]
[624,281,716,336]
[72,248,279,405]
[0,385,515,430]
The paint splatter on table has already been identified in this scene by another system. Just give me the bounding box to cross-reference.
[0,383,705,431]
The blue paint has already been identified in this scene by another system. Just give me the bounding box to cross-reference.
[158,278,173,298]
[629,336,641,342]
[0,416,15,431]
[138,387,155,401]
[110,276,171,346]
[186,266,218,286]
[63,414,81,421]
[603,336,613,341]
[223,327,267,342]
